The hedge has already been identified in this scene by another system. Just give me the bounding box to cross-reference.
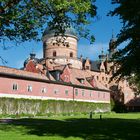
[0,97,111,116]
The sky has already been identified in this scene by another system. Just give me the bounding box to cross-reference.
[0,0,122,69]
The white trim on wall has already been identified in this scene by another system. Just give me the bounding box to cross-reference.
[0,93,110,103]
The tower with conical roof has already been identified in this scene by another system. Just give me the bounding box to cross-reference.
[42,26,82,69]
[108,30,117,59]
[98,48,106,62]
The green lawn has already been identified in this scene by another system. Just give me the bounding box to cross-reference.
[0,113,140,140]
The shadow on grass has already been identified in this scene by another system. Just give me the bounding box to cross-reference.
[0,117,140,140]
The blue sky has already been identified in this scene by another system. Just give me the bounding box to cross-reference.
[0,0,122,68]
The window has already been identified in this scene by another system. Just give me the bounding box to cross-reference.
[89,91,92,97]
[86,66,90,70]
[53,51,56,57]
[54,89,59,94]
[75,89,78,96]
[70,52,73,57]
[106,77,108,81]
[64,75,69,81]
[65,90,68,96]
[103,93,105,98]
[98,92,100,98]
[97,76,99,80]
[102,77,104,81]
[12,83,18,91]
[101,69,104,72]
[82,90,85,96]
[41,87,47,93]
[27,85,32,92]
[80,79,84,84]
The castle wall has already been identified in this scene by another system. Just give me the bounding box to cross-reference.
[0,76,110,103]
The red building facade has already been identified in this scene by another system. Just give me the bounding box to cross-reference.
[0,66,110,103]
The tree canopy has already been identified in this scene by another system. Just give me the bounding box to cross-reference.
[110,0,140,81]
[0,0,97,45]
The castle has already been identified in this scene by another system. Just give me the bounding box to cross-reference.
[0,26,139,111]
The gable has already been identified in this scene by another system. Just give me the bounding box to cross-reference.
[25,61,39,73]
[60,65,70,83]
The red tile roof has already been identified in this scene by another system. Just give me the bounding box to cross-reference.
[0,66,49,80]
[69,68,109,90]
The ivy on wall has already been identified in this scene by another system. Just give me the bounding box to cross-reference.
[0,97,110,116]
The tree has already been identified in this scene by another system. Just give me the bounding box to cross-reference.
[110,0,140,84]
[0,0,97,46]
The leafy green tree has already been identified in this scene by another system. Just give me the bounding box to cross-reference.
[128,73,140,95]
[110,0,140,84]
[0,0,97,45]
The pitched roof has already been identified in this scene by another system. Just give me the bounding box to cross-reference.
[90,60,101,72]
[69,68,109,90]
[0,66,49,80]
[69,68,92,87]
[53,65,66,71]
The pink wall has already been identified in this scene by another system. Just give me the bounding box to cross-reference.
[73,88,110,102]
[0,77,110,103]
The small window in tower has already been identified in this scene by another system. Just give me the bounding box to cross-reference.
[97,76,99,80]
[102,77,104,81]
[70,52,73,58]
[53,51,56,57]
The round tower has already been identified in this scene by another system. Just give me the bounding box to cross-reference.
[42,26,82,69]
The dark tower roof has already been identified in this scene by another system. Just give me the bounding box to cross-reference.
[109,32,117,52]
[42,26,78,39]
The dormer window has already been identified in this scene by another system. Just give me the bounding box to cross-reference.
[101,69,104,72]
[81,79,84,84]
[53,51,56,57]
[86,66,89,70]
[77,78,85,84]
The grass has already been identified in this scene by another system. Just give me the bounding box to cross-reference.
[0,113,140,140]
